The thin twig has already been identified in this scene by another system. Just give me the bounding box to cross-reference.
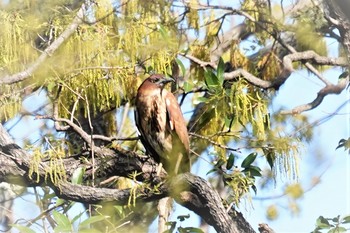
[189,132,240,152]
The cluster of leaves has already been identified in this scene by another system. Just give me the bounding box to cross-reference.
[165,214,204,233]
[208,152,261,204]
[193,57,302,204]
[312,215,350,233]
[198,57,270,142]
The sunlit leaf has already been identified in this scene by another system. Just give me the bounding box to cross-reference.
[183,81,194,93]
[71,211,86,224]
[329,227,347,233]
[79,216,110,229]
[71,167,85,184]
[9,225,36,233]
[52,210,71,227]
[175,58,186,77]
[78,229,103,233]
[342,215,350,224]
[316,216,331,229]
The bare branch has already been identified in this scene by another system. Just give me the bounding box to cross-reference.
[184,50,347,90]
[280,76,349,114]
[189,132,240,152]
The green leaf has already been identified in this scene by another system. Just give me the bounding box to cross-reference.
[241,153,258,168]
[265,150,275,169]
[43,192,56,201]
[177,214,190,222]
[226,153,235,170]
[175,58,186,77]
[342,215,350,224]
[216,57,225,85]
[71,167,85,184]
[215,158,226,168]
[316,216,331,229]
[158,25,169,40]
[251,184,257,195]
[197,96,209,103]
[183,81,193,93]
[114,205,125,218]
[338,71,349,80]
[79,215,110,229]
[78,229,103,233]
[52,210,71,227]
[224,117,234,129]
[329,227,347,233]
[55,198,66,207]
[9,225,36,233]
[204,69,220,91]
[243,165,262,177]
[332,216,340,223]
[71,211,86,224]
[47,82,56,93]
[206,168,218,175]
[54,225,72,233]
[165,221,177,233]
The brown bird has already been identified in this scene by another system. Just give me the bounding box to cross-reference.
[135,74,190,175]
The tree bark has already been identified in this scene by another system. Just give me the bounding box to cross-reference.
[0,123,255,233]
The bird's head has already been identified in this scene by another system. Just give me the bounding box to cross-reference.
[147,74,175,88]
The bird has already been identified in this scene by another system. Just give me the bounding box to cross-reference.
[134,74,190,175]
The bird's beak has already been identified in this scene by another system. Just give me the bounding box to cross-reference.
[160,76,175,85]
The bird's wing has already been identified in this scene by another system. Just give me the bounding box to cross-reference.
[134,107,161,163]
[164,92,190,154]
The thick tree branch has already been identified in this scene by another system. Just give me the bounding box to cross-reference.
[0,123,255,233]
[0,4,85,85]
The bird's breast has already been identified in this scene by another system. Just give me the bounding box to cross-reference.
[137,93,172,156]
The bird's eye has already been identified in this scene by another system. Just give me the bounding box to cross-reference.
[151,77,160,83]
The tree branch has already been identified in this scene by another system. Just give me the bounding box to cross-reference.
[184,51,348,114]
[280,76,350,114]
[0,123,255,233]
[0,4,86,85]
